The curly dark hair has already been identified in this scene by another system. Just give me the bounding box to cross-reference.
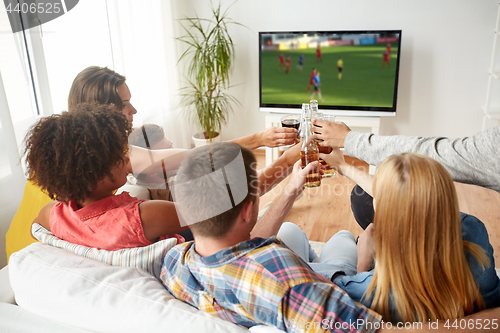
[23,104,131,203]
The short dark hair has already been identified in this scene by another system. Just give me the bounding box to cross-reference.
[68,66,126,111]
[173,142,258,238]
[128,124,166,182]
[128,124,165,149]
[23,104,131,202]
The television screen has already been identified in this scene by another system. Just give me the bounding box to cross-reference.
[259,30,402,116]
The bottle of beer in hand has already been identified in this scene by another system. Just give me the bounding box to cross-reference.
[300,103,310,126]
[300,109,321,188]
[310,99,335,178]
[310,99,319,119]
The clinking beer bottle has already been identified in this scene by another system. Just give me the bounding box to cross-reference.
[298,103,310,145]
[310,99,319,119]
[300,103,310,126]
[310,99,335,178]
[300,114,321,188]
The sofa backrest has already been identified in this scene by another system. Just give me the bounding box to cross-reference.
[9,243,279,333]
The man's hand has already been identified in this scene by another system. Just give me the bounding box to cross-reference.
[312,120,351,149]
[258,127,297,148]
[257,143,301,196]
[356,224,375,273]
[284,159,319,197]
[251,160,318,239]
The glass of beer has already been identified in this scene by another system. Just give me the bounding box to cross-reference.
[281,114,301,144]
[318,114,336,178]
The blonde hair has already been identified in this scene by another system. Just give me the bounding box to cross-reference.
[367,153,488,323]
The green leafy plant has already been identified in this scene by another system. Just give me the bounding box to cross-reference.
[178,2,242,141]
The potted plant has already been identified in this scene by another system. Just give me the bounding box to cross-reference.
[177,2,240,147]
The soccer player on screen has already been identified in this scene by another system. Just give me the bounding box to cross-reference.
[297,54,304,71]
[337,57,344,80]
[316,45,322,62]
[386,43,392,55]
[310,71,322,101]
[307,68,317,93]
[285,56,291,74]
[383,50,390,67]
[279,53,284,70]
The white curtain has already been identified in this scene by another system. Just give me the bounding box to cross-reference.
[0,5,37,267]
[106,0,193,149]
[0,71,27,267]
[0,0,193,267]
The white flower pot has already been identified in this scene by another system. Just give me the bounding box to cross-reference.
[192,132,221,147]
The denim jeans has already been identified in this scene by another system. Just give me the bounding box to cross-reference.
[277,222,358,280]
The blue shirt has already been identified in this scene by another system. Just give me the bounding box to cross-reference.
[334,213,500,319]
[313,75,320,87]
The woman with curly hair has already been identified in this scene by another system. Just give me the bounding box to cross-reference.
[320,151,500,323]
[26,104,187,250]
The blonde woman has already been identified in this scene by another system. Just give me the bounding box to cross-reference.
[321,150,500,323]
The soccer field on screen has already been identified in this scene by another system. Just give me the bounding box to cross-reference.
[261,44,398,107]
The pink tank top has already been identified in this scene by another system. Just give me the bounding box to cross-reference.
[50,192,184,251]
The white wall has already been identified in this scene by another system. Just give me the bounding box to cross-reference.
[172,0,498,140]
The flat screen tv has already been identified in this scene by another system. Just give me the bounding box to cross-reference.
[259,30,402,117]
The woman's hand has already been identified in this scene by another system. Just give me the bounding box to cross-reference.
[258,127,297,148]
[320,146,375,196]
[356,224,376,273]
[319,148,347,175]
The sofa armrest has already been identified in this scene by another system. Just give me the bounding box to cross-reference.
[0,266,16,304]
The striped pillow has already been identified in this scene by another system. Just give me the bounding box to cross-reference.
[31,223,177,277]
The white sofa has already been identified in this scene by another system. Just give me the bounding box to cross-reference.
[0,242,284,333]
[3,239,499,332]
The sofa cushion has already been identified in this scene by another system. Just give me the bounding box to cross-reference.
[32,223,176,277]
[0,303,93,333]
[9,242,251,333]
[0,266,15,304]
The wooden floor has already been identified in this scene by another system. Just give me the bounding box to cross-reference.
[254,150,500,264]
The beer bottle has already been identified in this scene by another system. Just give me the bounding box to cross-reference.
[300,103,310,124]
[297,103,310,145]
[310,100,335,178]
[310,100,319,119]
[300,112,321,188]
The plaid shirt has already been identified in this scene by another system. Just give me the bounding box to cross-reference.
[160,237,381,333]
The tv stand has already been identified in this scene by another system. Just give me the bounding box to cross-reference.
[264,114,380,174]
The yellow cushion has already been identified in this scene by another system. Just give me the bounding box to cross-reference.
[5,181,52,263]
